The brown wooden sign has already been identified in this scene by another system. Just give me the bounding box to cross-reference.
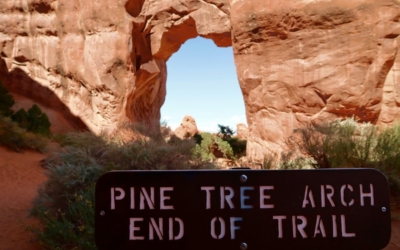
[95,169,391,250]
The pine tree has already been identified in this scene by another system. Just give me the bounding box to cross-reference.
[0,80,15,117]
[27,104,51,135]
[12,108,30,129]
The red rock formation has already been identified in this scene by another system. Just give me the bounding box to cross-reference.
[174,115,198,139]
[1,0,400,161]
[230,0,400,160]
[236,123,249,140]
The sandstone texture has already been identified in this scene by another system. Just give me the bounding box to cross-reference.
[174,115,198,139]
[0,0,230,133]
[236,123,249,140]
[1,0,400,161]
[231,0,400,159]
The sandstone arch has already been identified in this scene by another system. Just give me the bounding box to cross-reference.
[1,0,400,161]
[126,0,233,131]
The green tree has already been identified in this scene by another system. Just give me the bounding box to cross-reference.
[217,124,235,140]
[12,108,30,129]
[0,80,15,117]
[27,104,51,136]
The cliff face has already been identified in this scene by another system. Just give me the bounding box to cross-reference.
[1,0,400,160]
[0,0,136,132]
[231,0,400,159]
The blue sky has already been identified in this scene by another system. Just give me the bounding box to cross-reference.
[160,37,247,133]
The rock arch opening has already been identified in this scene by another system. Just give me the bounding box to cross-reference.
[161,37,246,132]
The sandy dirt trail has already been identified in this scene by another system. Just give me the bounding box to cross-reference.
[0,146,45,250]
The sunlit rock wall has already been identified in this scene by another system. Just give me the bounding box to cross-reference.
[1,0,400,161]
[230,0,400,159]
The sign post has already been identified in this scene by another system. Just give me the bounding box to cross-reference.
[95,169,391,250]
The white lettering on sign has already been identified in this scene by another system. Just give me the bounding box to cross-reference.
[111,187,125,210]
[160,187,174,210]
[111,187,175,210]
[360,184,374,206]
[201,186,215,209]
[273,215,286,238]
[332,215,338,237]
[149,218,163,240]
[341,215,356,237]
[130,188,135,209]
[220,187,235,209]
[302,186,316,208]
[140,187,155,210]
[321,185,335,207]
[292,216,308,238]
[274,214,355,239]
[340,185,354,207]
[313,215,326,237]
[169,218,184,240]
[302,184,375,208]
[210,217,243,240]
[211,217,225,239]
[129,217,184,241]
[240,187,254,209]
[129,218,144,240]
[260,186,274,209]
[200,185,275,209]
[113,181,377,242]
[230,217,243,239]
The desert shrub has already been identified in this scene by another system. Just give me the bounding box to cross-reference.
[26,104,51,136]
[0,116,48,152]
[31,125,215,249]
[291,118,400,199]
[12,104,52,136]
[293,118,376,168]
[12,108,30,129]
[193,133,217,161]
[278,151,316,170]
[375,125,400,171]
[0,80,15,117]
[30,186,96,250]
[374,125,400,198]
[193,132,234,160]
[226,137,247,158]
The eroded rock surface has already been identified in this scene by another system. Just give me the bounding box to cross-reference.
[230,0,400,159]
[174,115,198,139]
[236,123,249,140]
[0,0,230,134]
[1,0,400,161]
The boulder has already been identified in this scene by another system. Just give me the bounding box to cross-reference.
[174,115,199,139]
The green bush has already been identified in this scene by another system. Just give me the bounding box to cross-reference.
[30,125,215,249]
[226,137,247,158]
[0,116,48,152]
[291,118,400,198]
[193,132,234,160]
[0,80,15,117]
[12,104,51,136]
[12,108,30,129]
[293,118,376,168]
[27,104,51,136]
[217,124,234,140]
